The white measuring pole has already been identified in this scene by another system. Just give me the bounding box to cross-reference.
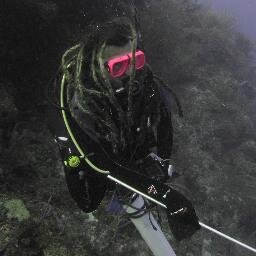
[123,195,176,256]
[199,222,256,253]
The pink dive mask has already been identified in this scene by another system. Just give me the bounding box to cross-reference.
[105,50,146,78]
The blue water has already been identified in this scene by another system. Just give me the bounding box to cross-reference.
[198,0,256,41]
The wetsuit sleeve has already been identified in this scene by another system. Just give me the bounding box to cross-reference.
[56,136,107,213]
[47,105,107,213]
[157,98,173,160]
[48,106,200,240]
[150,84,174,182]
[81,135,201,241]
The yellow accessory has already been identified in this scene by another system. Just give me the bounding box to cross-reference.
[60,73,110,174]
[67,155,81,168]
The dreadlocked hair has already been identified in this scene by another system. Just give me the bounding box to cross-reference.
[60,17,162,159]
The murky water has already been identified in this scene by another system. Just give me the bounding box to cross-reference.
[198,0,256,41]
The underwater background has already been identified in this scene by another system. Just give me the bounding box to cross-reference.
[198,0,256,41]
[1,0,256,255]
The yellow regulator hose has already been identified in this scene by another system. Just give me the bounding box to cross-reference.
[60,74,110,175]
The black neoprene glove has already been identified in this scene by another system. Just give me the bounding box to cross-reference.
[137,152,169,182]
[163,187,201,241]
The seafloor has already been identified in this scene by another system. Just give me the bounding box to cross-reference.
[1,0,255,255]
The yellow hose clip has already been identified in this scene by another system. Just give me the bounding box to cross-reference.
[67,155,81,168]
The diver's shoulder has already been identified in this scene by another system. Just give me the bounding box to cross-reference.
[157,84,172,113]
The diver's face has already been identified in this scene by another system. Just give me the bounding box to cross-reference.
[100,40,135,90]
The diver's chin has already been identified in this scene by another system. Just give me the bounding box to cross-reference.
[111,70,145,95]
[110,77,123,91]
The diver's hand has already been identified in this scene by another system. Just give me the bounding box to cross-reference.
[137,153,169,182]
[162,187,201,241]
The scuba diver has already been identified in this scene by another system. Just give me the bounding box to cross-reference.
[46,11,200,254]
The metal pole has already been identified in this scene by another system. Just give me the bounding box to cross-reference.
[199,222,256,253]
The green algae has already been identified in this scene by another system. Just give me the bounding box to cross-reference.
[4,199,30,221]
[44,243,69,256]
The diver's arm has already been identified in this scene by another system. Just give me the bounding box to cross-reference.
[48,102,109,213]
[83,136,200,241]
[52,115,200,240]
[54,135,107,213]
[157,104,173,160]
[144,92,173,183]
[157,85,173,160]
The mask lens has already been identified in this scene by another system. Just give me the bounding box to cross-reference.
[107,56,129,78]
[113,61,126,75]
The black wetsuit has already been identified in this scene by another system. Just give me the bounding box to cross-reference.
[47,80,200,241]
[48,80,173,212]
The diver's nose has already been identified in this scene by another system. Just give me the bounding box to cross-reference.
[121,74,130,84]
